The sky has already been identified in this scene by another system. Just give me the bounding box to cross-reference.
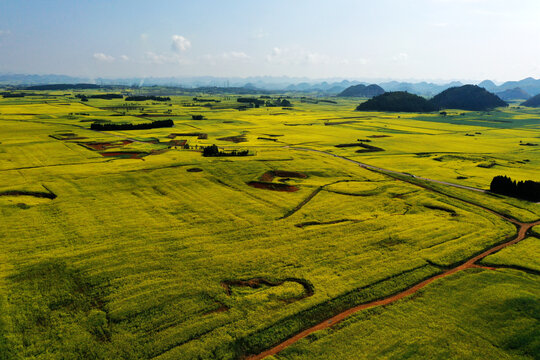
[1,0,540,82]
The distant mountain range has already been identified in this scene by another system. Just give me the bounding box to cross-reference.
[2,73,540,97]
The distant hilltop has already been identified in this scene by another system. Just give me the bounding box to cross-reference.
[430,85,507,111]
[2,74,540,98]
[337,84,385,98]
[356,85,507,112]
[521,93,540,107]
[496,87,531,101]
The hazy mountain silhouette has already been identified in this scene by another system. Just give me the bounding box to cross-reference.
[496,87,531,101]
[338,84,385,97]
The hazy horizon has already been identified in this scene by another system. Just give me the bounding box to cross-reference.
[1,0,540,82]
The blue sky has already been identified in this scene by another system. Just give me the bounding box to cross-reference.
[1,0,540,81]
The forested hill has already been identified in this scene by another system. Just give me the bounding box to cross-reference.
[430,85,507,111]
[356,91,437,112]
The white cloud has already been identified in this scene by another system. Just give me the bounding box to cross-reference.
[251,29,268,39]
[140,33,149,41]
[266,47,350,66]
[120,55,129,61]
[393,52,409,62]
[171,35,191,52]
[222,51,250,60]
[144,51,190,65]
[93,53,115,62]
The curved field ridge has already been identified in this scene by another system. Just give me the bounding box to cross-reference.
[0,190,57,200]
[247,181,299,192]
[247,217,540,360]
[221,278,314,301]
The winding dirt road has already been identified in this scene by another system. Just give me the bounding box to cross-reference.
[247,147,540,360]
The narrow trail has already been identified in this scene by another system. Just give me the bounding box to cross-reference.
[247,147,540,360]
[249,218,540,360]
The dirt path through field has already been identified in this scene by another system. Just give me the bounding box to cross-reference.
[248,218,540,360]
[247,147,540,360]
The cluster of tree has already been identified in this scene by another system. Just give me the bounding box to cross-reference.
[25,83,100,90]
[90,119,174,131]
[265,98,292,107]
[125,95,171,101]
[75,94,123,100]
[237,97,266,106]
[202,144,250,157]
[0,92,25,98]
[356,91,437,112]
[192,97,220,102]
[237,97,292,108]
[191,115,205,120]
[490,175,540,202]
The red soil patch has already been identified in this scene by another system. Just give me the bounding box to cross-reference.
[169,139,187,147]
[218,135,248,143]
[247,181,299,192]
[83,140,133,151]
[168,132,208,139]
[259,170,307,182]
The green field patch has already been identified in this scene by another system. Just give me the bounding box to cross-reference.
[481,236,540,272]
[6,259,111,357]
[324,181,380,196]
[99,151,148,159]
[247,181,299,192]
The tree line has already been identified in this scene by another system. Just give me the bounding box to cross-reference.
[76,94,123,100]
[202,144,250,157]
[125,95,171,101]
[490,175,540,202]
[90,119,174,131]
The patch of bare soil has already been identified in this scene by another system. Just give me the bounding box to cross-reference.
[168,132,208,139]
[259,170,308,182]
[217,135,248,143]
[81,140,133,151]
